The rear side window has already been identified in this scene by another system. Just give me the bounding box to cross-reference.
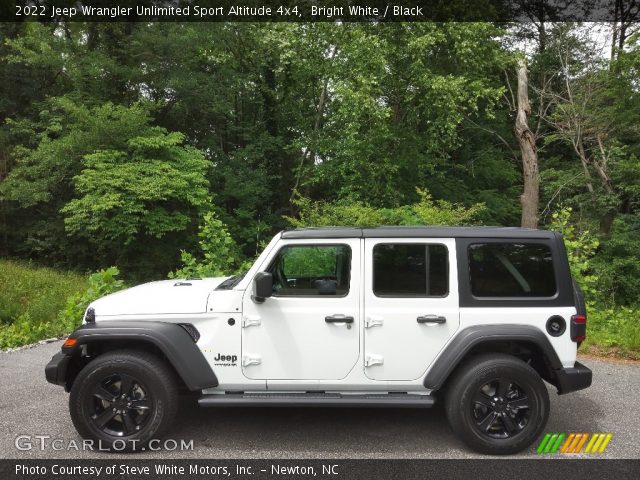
[468,243,556,297]
[373,244,448,297]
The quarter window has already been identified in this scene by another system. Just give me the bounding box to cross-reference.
[373,244,448,297]
[468,243,556,297]
[268,245,351,296]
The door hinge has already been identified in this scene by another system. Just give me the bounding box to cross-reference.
[365,316,383,328]
[365,354,384,367]
[242,316,261,328]
[242,354,262,367]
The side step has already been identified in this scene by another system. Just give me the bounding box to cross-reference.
[198,392,436,408]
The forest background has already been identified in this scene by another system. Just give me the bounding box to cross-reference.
[1,16,639,355]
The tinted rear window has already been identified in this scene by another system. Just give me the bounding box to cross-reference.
[469,243,556,297]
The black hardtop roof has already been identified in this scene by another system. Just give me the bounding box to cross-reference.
[281,226,558,240]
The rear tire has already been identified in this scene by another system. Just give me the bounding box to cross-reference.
[69,349,178,452]
[444,353,549,455]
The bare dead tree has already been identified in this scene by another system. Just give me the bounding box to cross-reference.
[515,59,540,229]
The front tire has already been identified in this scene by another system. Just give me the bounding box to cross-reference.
[69,349,178,452]
[444,353,550,455]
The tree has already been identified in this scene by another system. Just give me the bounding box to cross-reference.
[62,129,210,256]
[515,58,540,228]
[610,0,640,62]
[301,23,508,208]
[542,26,640,237]
[1,100,209,276]
[1,19,638,302]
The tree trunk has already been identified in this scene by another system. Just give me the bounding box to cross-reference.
[574,139,594,193]
[595,136,618,237]
[599,210,617,238]
[515,59,539,229]
[611,2,619,61]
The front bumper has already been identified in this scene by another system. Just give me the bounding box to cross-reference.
[555,361,592,394]
[45,352,71,388]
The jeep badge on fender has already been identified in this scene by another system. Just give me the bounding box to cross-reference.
[45,226,592,454]
[214,354,238,363]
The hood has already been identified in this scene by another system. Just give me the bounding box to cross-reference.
[89,277,229,317]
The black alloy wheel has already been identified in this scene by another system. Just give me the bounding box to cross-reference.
[471,378,531,439]
[87,373,153,437]
[69,349,178,451]
[445,353,549,455]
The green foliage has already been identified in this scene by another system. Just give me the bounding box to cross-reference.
[169,212,249,279]
[591,216,640,306]
[0,263,126,349]
[412,189,487,226]
[581,304,640,359]
[0,314,60,351]
[1,99,210,277]
[286,189,486,228]
[548,209,640,358]
[282,246,340,277]
[62,126,210,245]
[2,99,153,208]
[549,208,600,298]
[1,22,639,357]
[304,23,509,207]
[0,260,87,349]
[58,267,126,332]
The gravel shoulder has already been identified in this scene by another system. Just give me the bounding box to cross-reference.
[1,341,638,459]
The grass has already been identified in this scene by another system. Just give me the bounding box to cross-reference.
[580,305,640,360]
[0,259,87,349]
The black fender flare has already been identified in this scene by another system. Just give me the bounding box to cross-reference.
[423,324,563,390]
[62,321,218,391]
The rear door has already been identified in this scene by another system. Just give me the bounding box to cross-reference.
[363,238,460,380]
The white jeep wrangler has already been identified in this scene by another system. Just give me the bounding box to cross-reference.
[46,227,591,454]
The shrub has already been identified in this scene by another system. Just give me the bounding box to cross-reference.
[285,188,485,228]
[169,212,250,279]
[549,207,599,299]
[58,267,126,332]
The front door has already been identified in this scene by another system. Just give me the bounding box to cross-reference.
[363,238,460,380]
[241,239,360,380]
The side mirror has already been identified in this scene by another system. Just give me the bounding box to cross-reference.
[252,272,273,303]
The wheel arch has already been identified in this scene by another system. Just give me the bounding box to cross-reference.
[424,325,563,393]
[61,321,218,392]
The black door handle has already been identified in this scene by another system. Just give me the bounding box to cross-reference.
[325,315,354,323]
[417,315,446,324]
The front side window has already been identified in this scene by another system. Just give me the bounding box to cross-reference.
[373,244,449,297]
[268,245,351,296]
[469,243,556,297]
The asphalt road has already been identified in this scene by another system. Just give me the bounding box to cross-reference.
[1,341,638,459]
